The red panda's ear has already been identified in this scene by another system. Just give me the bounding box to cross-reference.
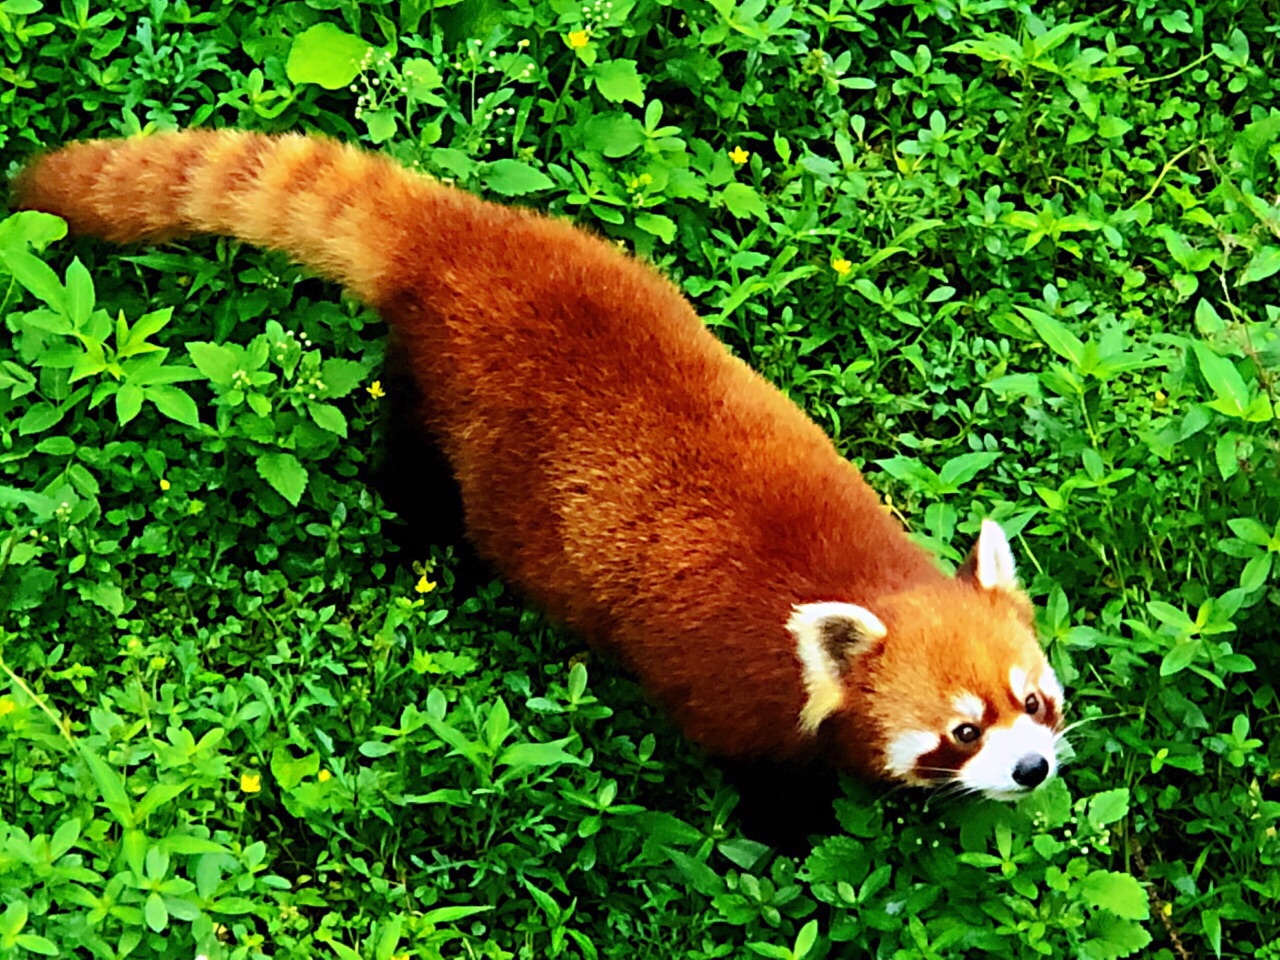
[787,602,887,735]
[957,519,1018,592]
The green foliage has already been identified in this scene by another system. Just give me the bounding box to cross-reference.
[2,0,1279,958]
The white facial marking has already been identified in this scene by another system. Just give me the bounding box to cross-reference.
[976,519,1018,591]
[957,714,1058,800]
[788,602,887,735]
[1009,667,1028,699]
[1040,666,1064,703]
[885,730,939,780]
[952,693,985,720]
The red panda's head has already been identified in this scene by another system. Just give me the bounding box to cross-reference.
[789,521,1064,800]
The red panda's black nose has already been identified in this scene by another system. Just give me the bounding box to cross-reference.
[1012,755,1049,788]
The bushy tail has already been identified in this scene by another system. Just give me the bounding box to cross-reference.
[11,129,432,303]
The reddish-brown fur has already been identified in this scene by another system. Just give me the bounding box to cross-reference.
[12,131,1056,786]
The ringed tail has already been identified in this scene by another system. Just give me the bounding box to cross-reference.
[10,129,442,305]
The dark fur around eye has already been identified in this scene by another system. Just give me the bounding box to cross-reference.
[953,723,982,744]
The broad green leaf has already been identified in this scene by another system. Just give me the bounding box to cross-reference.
[308,402,348,438]
[583,113,645,157]
[50,818,81,859]
[1097,116,1132,138]
[720,183,768,219]
[320,358,368,399]
[144,892,168,932]
[160,835,230,856]
[1194,298,1225,334]
[1202,909,1222,959]
[81,746,133,828]
[0,210,68,252]
[145,386,200,427]
[187,342,241,385]
[944,33,1024,64]
[83,582,124,616]
[1210,28,1249,68]
[134,782,188,821]
[590,59,645,105]
[69,341,108,384]
[794,919,819,958]
[255,453,308,506]
[403,58,442,97]
[1160,640,1200,676]
[1146,600,1194,631]
[286,24,371,90]
[718,837,770,870]
[1087,788,1130,828]
[1215,432,1240,480]
[1030,19,1090,57]
[498,739,585,769]
[19,402,64,435]
[1085,916,1153,959]
[1016,307,1085,368]
[116,383,144,425]
[1192,343,1250,417]
[480,159,553,197]
[1239,245,1280,285]
[1226,517,1272,546]
[423,715,488,766]
[1160,227,1215,273]
[634,212,676,243]
[64,257,94,328]
[665,847,726,897]
[375,915,403,960]
[1,248,65,311]
[17,307,72,335]
[14,935,57,957]
[1241,554,1273,591]
[1080,870,1149,920]
[937,452,1000,488]
[568,662,588,701]
[875,455,940,489]
[363,110,398,144]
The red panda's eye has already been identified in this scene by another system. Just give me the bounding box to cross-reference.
[953,723,982,744]
[1025,693,1040,715]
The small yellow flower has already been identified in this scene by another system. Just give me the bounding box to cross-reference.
[566,30,590,49]
[318,769,332,783]
[367,380,386,399]
[415,575,437,594]
[831,257,853,276]
[0,698,15,716]
[729,146,750,165]
[159,478,171,491]
[240,772,262,794]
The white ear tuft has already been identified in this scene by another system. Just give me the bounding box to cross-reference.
[787,602,887,735]
[975,519,1018,591]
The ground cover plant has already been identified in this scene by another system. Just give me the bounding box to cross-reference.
[0,0,1277,956]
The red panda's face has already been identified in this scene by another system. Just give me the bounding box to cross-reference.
[789,521,1065,800]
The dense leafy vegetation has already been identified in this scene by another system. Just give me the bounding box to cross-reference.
[1,0,1278,957]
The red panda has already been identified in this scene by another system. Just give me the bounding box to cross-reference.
[12,130,1065,799]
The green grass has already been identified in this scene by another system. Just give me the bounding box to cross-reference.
[1,0,1278,957]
